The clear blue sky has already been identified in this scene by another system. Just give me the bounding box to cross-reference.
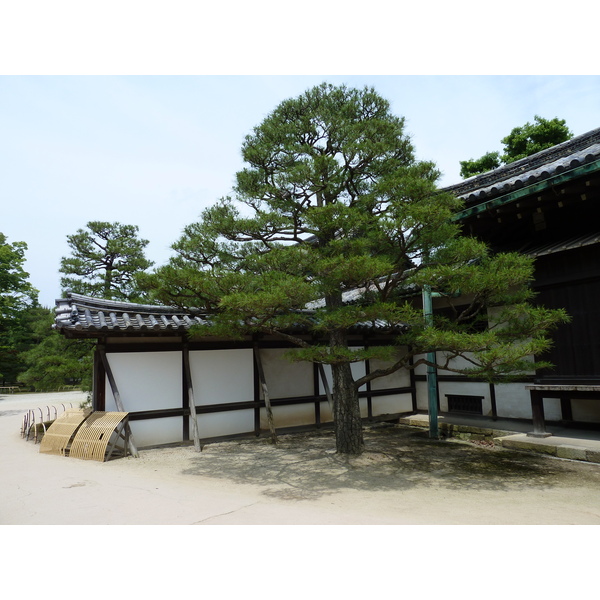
[1,4,598,307]
[2,75,599,307]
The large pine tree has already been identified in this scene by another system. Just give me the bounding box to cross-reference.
[143,84,568,455]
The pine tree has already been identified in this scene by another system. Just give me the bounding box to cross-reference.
[60,221,153,301]
[143,84,568,455]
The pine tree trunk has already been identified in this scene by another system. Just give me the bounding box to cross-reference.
[332,361,364,454]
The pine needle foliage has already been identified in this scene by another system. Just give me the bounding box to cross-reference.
[142,84,568,454]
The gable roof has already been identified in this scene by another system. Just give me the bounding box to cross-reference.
[54,292,407,339]
[54,292,210,337]
[445,126,600,211]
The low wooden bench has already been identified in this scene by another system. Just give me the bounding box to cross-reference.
[526,384,600,437]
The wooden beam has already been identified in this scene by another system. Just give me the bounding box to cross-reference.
[317,364,333,410]
[253,344,278,444]
[98,348,139,457]
[183,343,201,452]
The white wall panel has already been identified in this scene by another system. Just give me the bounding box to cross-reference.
[437,381,490,414]
[262,404,316,429]
[571,400,600,422]
[130,417,183,447]
[189,349,254,405]
[372,393,413,416]
[319,348,367,394]
[370,357,411,390]
[319,401,333,423]
[195,410,254,438]
[105,351,182,413]
[259,348,314,398]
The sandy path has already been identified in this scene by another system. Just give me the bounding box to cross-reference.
[2,391,600,526]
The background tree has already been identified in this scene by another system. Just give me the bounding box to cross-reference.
[0,232,38,383]
[18,307,94,391]
[60,221,154,301]
[460,116,573,178]
[142,84,568,455]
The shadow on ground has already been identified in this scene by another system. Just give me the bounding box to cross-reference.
[179,423,600,500]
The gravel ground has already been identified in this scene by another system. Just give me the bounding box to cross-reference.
[2,391,600,525]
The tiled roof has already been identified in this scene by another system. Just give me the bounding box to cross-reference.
[54,292,210,335]
[443,127,600,203]
[54,292,407,337]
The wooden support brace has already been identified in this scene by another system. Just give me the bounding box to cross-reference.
[183,343,201,452]
[253,344,277,444]
[98,348,139,457]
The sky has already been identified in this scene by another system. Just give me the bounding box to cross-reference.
[2,75,599,307]
[1,4,599,309]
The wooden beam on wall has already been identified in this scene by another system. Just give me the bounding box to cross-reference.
[98,348,139,458]
[253,344,278,444]
[183,342,201,452]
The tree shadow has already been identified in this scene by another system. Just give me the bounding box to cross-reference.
[180,423,600,501]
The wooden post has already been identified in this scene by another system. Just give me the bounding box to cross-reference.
[253,344,277,444]
[528,388,552,438]
[98,348,139,457]
[317,364,333,410]
[183,343,202,452]
[489,382,498,421]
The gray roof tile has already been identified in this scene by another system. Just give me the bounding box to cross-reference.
[443,127,600,202]
[54,292,407,337]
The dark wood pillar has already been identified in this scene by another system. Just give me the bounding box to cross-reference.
[408,353,418,413]
[93,343,106,411]
[560,395,573,422]
[489,383,498,421]
[528,389,552,437]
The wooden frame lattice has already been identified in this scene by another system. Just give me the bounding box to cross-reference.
[68,412,130,461]
[39,408,92,456]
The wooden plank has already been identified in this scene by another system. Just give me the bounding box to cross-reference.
[39,408,92,456]
[98,348,139,458]
[183,343,201,452]
[253,344,277,443]
[69,412,130,461]
[317,364,333,410]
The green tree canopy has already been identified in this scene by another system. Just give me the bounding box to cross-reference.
[18,307,94,392]
[142,84,568,455]
[60,221,154,301]
[0,232,38,382]
[460,116,573,178]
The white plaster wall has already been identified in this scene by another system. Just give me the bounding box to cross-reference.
[415,380,429,411]
[414,378,565,422]
[569,399,600,422]
[319,348,367,394]
[195,409,255,438]
[262,404,316,429]
[370,355,411,390]
[492,383,564,421]
[129,417,183,447]
[492,383,536,419]
[104,351,184,446]
[189,348,255,437]
[259,348,314,398]
[320,400,333,423]
[371,393,413,416]
[413,353,428,377]
[189,349,254,405]
[359,397,368,418]
[105,351,182,412]
[437,381,491,415]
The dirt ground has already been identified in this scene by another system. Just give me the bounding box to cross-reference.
[4,390,598,597]
[2,391,600,526]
